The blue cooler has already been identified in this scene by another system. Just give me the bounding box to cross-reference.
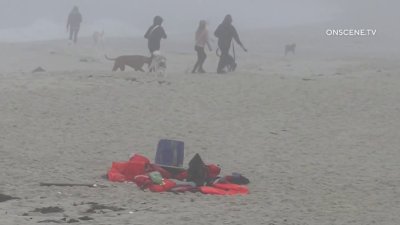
[155,139,185,170]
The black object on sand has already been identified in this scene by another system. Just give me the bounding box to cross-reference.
[32,67,46,73]
[0,193,19,202]
[33,206,64,214]
[187,153,208,186]
[40,182,107,188]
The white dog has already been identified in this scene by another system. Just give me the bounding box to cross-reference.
[148,51,167,77]
[92,30,104,46]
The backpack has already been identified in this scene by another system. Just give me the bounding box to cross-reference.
[187,154,208,186]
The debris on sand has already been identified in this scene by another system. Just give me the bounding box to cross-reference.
[125,77,139,82]
[0,193,19,202]
[38,218,79,223]
[79,58,89,62]
[85,202,125,214]
[32,67,46,73]
[40,182,106,188]
[78,216,94,221]
[157,80,171,85]
[66,218,79,223]
[32,206,64,214]
[37,219,63,223]
[79,57,98,63]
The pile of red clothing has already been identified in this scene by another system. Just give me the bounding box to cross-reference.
[107,154,249,195]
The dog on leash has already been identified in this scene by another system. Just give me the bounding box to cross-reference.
[284,43,296,56]
[216,48,237,72]
[105,55,152,72]
[93,30,104,46]
[148,51,167,77]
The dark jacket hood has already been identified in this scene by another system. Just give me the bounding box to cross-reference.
[71,6,79,14]
[222,15,232,25]
[153,16,163,26]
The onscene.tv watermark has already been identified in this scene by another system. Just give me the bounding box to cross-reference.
[325,29,377,37]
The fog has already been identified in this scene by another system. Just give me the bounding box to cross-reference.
[0,0,398,42]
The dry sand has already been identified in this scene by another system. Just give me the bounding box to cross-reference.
[1,27,400,225]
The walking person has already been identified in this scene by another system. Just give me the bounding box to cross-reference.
[66,6,82,44]
[214,14,247,74]
[144,16,167,56]
[192,20,212,73]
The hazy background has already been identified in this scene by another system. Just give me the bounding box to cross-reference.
[0,0,398,42]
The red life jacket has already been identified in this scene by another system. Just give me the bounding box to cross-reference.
[199,183,249,195]
[108,154,150,182]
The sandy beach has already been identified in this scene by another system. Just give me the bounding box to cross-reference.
[1,25,400,225]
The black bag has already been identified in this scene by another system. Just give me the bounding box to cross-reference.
[187,154,208,186]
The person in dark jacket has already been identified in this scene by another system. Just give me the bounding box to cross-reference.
[144,16,167,56]
[214,14,247,74]
[66,6,82,44]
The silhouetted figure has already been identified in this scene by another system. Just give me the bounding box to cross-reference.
[284,43,296,56]
[66,6,82,44]
[192,20,212,74]
[144,16,167,56]
[214,15,247,74]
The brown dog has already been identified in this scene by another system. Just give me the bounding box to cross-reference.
[105,55,151,72]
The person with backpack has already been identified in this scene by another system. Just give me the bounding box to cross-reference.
[66,6,82,44]
[144,16,167,56]
[214,14,247,74]
[192,20,212,74]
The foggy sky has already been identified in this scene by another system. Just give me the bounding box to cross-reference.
[0,0,398,41]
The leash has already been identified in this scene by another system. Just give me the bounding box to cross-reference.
[232,41,236,62]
